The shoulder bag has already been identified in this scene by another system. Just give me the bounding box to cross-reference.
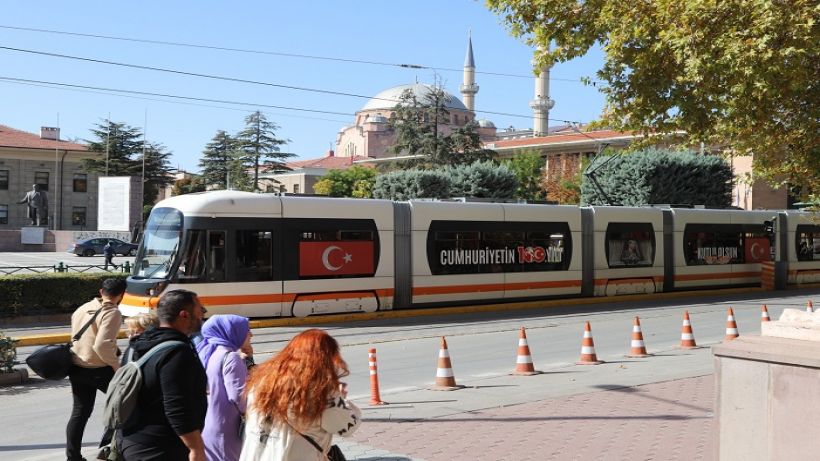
[26,306,104,380]
[293,424,346,461]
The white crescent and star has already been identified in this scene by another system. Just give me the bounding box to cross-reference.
[321,246,353,271]
[750,242,762,260]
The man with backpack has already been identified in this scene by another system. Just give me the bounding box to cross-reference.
[117,289,208,461]
[66,278,125,461]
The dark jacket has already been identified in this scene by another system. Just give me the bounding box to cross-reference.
[120,327,207,452]
[104,243,115,257]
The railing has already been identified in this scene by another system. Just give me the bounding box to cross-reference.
[0,261,132,276]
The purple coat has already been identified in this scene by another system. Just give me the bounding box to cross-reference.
[203,346,247,461]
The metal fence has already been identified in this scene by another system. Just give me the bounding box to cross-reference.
[0,261,132,276]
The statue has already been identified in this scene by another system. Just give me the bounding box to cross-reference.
[18,184,48,226]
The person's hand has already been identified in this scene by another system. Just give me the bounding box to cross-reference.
[188,447,206,461]
[338,382,348,398]
[240,342,254,356]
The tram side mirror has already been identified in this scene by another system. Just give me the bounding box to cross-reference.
[763,219,775,235]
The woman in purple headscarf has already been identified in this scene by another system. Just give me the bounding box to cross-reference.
[197,314,252,461]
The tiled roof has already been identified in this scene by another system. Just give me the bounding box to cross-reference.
[0,124,87,150]
[489,129,636,149]
[285,155,374,170]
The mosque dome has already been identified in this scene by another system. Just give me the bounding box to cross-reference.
[477,119,496,128]
[360,83,468,112]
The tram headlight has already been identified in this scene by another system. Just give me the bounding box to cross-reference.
[147,281,169,297]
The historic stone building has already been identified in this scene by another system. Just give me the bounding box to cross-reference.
[0,124,101,230]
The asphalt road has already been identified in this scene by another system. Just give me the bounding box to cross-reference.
[1,288,817,460]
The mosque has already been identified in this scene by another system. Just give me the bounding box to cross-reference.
[332,36,555,159]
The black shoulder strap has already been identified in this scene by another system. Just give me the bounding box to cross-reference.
[299,432,324,454]
[72,303,106,342]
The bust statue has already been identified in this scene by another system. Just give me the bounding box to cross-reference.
[18,184,48,226]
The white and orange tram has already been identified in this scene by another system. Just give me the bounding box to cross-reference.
[119,191,820,318]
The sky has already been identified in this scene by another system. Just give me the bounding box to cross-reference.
[0,1,606,173]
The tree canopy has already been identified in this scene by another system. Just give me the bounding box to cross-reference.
[199,130,242,190]
[83,119,173,208]
[236,111,293,191]
[313,166,376,198]
[487,0,819,201]
[388,86,495,167]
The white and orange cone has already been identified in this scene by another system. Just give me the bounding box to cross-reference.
[807,300,814,313]
[725,307,739,341]
[431,337,463,390]
[513,327,540,375]
[626,316,651,357]
[368,348,386,405]
[577,321,604,365]
[679,311,698,349]
[761,305,771,323]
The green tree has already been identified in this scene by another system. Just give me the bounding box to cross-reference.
[236,111,294,191]
[199,130,238,189]
[313,166,376,198]
[503,151,545,201]
[487,0,820,201]
[83,119,173,208]
[444,161,518,199]
[389,86,495,167]
[372,169,452,200]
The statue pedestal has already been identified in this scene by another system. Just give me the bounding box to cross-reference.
[20,227,45,245]
[713,309,820,460]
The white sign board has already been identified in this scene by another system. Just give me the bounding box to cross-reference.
[98,177,132,231]
[21,226,45,244]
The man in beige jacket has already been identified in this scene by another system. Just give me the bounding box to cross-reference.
[66,278,126,461]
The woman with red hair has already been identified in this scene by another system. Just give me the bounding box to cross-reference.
[239,329,361,461]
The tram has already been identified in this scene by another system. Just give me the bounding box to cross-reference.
[120,191,820,317]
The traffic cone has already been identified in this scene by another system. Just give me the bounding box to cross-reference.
[724,307,739,340]
[626,316,651,357]
[679,311,697,349]
[577,322,603,365]
[368,348,386,405]
[431,337,463,390]
[761,305,771,323]
[513,327,540,375]
[807,300,814,313]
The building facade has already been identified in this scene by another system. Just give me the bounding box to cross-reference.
[0,124,102,230]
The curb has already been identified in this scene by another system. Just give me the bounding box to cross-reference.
[10,286,780,347]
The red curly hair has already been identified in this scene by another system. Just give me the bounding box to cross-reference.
[246,329,349,428]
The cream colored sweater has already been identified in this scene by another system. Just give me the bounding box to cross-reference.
[70,298,122,370]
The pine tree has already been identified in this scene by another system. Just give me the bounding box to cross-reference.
[199,130,237,189]
[83,119,173,208]
[235,111,293,191]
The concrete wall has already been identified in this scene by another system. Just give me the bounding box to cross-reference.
[713,335,820,460]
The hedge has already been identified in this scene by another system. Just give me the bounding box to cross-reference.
[0,273,128,317]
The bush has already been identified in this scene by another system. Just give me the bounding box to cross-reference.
[444,161,518,199]
[0,273,128,317]
[581,148,733,207]
[0,332,15,373]
[373,169,451,200]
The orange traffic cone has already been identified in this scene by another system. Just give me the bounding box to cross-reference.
[513,327,540,375]
[807,300,814,313]
[761,305,771,322]
[626,316,651,357]
[368,348,386,405]
[679,311,697,349]
[431,337,463,390]
[725,307,739,340]
[577,322,603,365]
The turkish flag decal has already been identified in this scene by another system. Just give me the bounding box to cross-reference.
[745,237,771,263]
[299,241,375,277]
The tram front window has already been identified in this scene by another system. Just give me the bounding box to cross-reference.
[134,208,183,279]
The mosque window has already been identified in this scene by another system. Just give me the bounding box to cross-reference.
[453,114,459,125]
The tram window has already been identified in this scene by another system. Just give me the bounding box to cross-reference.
[796,225,820,261]
[236,230,274,281]
[684,223,773,266]
[208,231,226,282]
[177,230,206,282]
[428,221,572,275]
[605,223,655,268]
[300,230,374,242]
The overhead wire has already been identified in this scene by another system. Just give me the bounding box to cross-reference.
[0,46,589,125]
[0,24,603,84]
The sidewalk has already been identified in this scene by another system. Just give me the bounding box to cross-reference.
[338,374,715,461]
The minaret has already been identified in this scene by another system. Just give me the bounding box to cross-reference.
[460,33,478,113]
[529,49,555,137]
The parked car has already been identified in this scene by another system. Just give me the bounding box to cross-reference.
[68,238,138,257]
